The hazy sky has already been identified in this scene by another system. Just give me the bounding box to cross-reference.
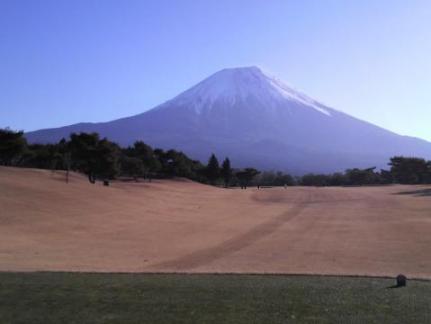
[1,0,430,140]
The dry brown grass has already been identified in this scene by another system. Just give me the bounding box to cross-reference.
[1,166,431,278]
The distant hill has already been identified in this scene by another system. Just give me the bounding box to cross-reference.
[26,66,431,174]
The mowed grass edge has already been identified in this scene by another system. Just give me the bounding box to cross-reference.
[0,272,430,324]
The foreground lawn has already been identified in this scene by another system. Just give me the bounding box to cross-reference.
[0,273,430,324]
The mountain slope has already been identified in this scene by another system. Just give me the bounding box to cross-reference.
[26,66,431,174]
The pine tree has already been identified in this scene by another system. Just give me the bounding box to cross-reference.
[206,153,220,185]
[221,157,232,187]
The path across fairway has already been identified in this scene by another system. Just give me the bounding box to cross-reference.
[148,200,310,271]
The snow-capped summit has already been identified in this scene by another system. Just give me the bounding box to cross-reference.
[26,66,431,174]
[159,66,331,116]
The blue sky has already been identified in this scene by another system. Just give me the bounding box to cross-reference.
[1,0,430,140]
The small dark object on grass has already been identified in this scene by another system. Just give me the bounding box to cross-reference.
[103,180,110,186]
[396,274,407,287]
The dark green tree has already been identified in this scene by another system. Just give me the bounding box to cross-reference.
[256,171,295,187]
[327,172,347,186]
[389,156,430,184]
[133,141,161,177]
[120,156,145,181]
[205,153,220,184]
[300,173,330,187]
[221,157,232,187]
[68,133,119,182]
[21,143,59,169]
[236,168,260,189]
[94,138,120,179]
[0,128,27,165]
[68,132,99,181]
[345,167,378,185]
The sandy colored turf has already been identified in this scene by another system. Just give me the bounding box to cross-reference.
[1,166,431,279]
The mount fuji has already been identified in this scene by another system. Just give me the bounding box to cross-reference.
[26,66,431,174]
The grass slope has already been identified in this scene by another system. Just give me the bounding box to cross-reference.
[0,273,430,324]
[2,167,431,278]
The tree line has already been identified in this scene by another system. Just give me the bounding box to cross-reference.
[298,158,431,186]
[1,128,430,187]
[0,129,258,187]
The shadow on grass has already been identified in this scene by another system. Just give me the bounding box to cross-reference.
[394,188,431,197]
[386,284,406,289]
